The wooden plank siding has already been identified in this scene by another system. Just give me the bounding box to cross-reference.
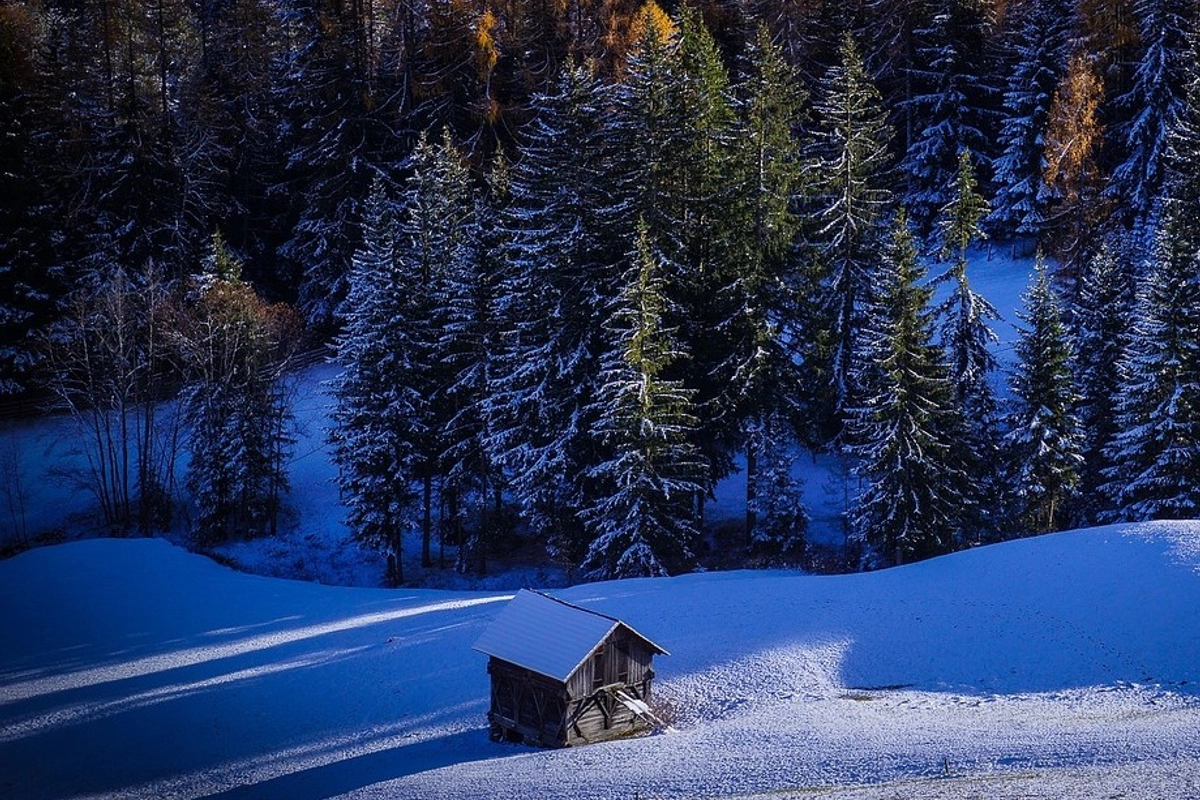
[487,627,659,747]
[487,659,570,746]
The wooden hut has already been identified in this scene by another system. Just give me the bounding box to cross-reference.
[472,589,669,747]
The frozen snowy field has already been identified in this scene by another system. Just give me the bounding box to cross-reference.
[2,521,1199,799]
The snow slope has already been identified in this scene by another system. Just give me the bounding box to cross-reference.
[2,522,1199,799]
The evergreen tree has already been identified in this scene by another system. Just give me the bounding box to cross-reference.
[1072,238,1135,523]
[609,3,686,244]
[1102,226,1200,521]
[937,148,991,264]
[487,65,634,567]
[330,177,413,583]
[986,0,1071,240]
[1160,28,1200,260]
[395,130,477,568]
[442,153,509,575]
[807,33,896,440]
[745,411,809,564]
[724,24,811,546]
[1004,259,1083,535]
[849,212,964,566]
[934,149,1002,534]
[1107,0,1193,237]
[332,132,477,580]
[580,224,708,579]
[614,6,746,513]
[899,0,995,236]
[275,0,404,332]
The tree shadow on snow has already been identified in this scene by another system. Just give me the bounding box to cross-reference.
[195,728,506,800]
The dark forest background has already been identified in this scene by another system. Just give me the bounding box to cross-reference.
[2,0,1198,581]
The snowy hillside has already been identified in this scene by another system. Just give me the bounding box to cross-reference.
[2,521,1198,799]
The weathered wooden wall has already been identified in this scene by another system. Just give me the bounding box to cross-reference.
[487,627,660,747]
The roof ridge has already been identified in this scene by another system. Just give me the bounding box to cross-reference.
[520,588,622,624]
[473,589,669,683]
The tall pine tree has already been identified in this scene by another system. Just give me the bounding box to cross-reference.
[849,211,964,566]
[1102,226,1200,521]
[934,149,1002,535]
[330,177,415,583]
[724,24,811,548]
[1106,0,1193,238]
[580,223,708,579]
[806,33,896,441]
[1004,259,1083,535]
[986,0,1071,240]
[1072,238,1135,523]
[442,153,509,575]
[899,0,995,236]
[487,64,634,567]
[397,130,477,568]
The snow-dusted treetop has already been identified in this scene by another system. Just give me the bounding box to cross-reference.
[472,589,668,682]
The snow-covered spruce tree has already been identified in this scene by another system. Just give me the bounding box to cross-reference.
[580,223,708,579]
[486,64,634,568]
[179,234,302,545]
[332,133,477,580]
[612,5,746,516]
[1102,224,1200,522]
[937,148,991,265]
[441,152,509,576]
[275,0,400,333]
[1003,259,1083,535]
[1106,0,1193,239]
[806,33,897,442]
[396,130,477,568]
[848,211,965,567]
[899,0,994,238]
[1160,29,1200,260]
[934,148,1002,534]
[986,0,1071,241]
[723,24,811,548]
[330,177,416,583]
[1071,238,1135,524]
[745,411,809,565]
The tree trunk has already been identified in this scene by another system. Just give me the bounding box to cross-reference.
[422,471,433,567]
[389,526,403,585]
[745,439,758,546]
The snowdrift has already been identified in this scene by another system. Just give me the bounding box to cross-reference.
[1,522,1198,799]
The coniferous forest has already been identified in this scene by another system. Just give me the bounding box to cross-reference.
[2,0,1200,581]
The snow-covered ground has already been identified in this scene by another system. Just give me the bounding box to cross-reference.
[2,521,1198,799]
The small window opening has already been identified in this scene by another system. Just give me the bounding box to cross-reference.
[592,648,605,689]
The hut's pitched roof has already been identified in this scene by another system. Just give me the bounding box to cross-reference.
[472,589,668,683]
